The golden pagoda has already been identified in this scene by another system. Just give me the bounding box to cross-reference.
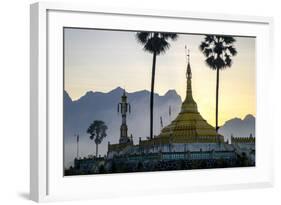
[140,48,223,146]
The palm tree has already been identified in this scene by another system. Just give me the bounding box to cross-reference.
[87,120,108,157]
[199,35,237,131]
[136,32,178,139]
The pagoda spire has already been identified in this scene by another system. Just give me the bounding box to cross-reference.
[156,46,221,143]
[181,46,197,113]
[186,46,192,80]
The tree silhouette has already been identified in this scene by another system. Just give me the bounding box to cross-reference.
[87,120,108,157]
[136,32,178,139]
[199,35,237,131]
[98,164,106,174]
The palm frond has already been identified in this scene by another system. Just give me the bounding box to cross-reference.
[136,32,150,44]
[136,32,177,55]
[200,35,237,70]
[156,37,170,54]
[214,56,226,69]
[214,41,224,55]
[223,36,236,44]
[205,35,214,43]
[162,33,178,40]
[203,48,213,57]
[143,35,170,54]
[199,42,209,52]
[225,54,232,67]
[143,38,156,54]
[228,46,237,56]
[206,56,216,70]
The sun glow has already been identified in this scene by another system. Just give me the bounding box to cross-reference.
[65,28,256,126]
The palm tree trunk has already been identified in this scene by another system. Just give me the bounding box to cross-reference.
[150,51,157,139]
[96,143,98,157]
[215,68,220,132]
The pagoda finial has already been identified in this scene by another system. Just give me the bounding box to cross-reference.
[181,46,197,113]
[185,45,192,79]
[187,48,190,63]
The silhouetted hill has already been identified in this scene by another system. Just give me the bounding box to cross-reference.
[218,114,255,142]
[63,87,255,167]
[63,87,182,167]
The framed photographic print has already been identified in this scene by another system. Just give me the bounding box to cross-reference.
[30,2,274,202]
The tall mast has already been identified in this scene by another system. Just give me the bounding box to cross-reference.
[117,89,131,144]
[76,134,79,159]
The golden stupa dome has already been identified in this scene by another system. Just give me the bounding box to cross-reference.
[141,50,223,146]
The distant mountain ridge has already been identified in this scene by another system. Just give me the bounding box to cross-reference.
[64,87,182,142]
[218,114,255,142]
[63,87,182,167]
[63,87,255,167]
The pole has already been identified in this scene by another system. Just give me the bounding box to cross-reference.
[96,143,98,157]
[169,106,172,152]
[150,51,157,139]
[215,68,219,132]
[76,134,79,159]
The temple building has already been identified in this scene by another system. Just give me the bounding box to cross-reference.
[68,48,255,175]
[108,90,133,153]
[107,49,228,157]
[106,49,252,163]
[117,90,132,144]
[139,49,223,148]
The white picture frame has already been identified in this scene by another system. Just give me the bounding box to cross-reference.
[30,2,274,202]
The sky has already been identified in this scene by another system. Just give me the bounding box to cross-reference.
[64,28,256,127]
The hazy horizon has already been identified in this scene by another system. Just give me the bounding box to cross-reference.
[63,87,255,168]
[64,87,255,124]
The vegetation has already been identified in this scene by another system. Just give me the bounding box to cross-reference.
[136,32,178,139]
[199,35,237,131]
[98,164,106,174]
[87,120,108,157]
